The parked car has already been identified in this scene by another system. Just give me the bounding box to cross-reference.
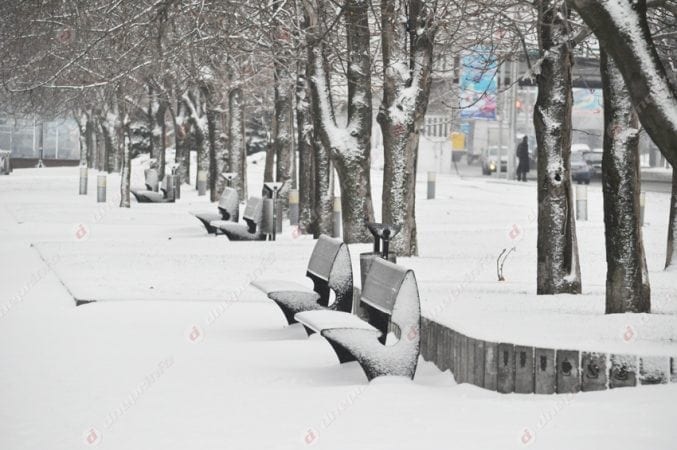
[571,143,591,153]
[582,149,603,177]
[571,151,591,184]
[481,145,509,175]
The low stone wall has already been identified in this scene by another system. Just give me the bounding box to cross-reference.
[419,317,677,393]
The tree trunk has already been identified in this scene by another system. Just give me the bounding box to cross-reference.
[303,0,375,243]
[600,50,651,313]
[172,99,189,184]
[297,59,316,234]
[75,111,89,165]
[534,0,582,295]
[183,88,209,189]
[567,0,677,168]
[378,0,435,256]
[149,88,168,179]
[228,86,247,200]
[118,89,131,208]
[85,118,95,169]
[272,4,295,215]
[667,168,677,269]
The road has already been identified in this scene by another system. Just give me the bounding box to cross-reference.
[453,161,672,194]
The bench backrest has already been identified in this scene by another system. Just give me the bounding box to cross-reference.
[305,235,353,313]
[218,187,239,221]
[145,168,159,191]
[361,258,420,341]
[242,197,263,233]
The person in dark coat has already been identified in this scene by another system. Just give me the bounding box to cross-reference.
[516,136,530,181]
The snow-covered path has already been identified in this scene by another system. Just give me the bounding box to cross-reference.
[0,163,675,450]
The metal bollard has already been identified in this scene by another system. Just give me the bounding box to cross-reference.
[165,174,175,201]
[640,191,646,226]
[289,189,299,226]
[97,174,107,203]
[174,173,181,199]
[197,170,207,196]
[332,197,342,238]
[576,184,588,221]
[427,171,436,200]
[79,165,88,195]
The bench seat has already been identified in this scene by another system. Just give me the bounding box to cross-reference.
[193,213,223,233]
[251,235,353,326]
[210,220,261,240]
[293,257,421,381]
[295,310,381,335]
[131,190,173,203]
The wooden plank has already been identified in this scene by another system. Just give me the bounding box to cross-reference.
[473,340,486,387]
[514,346,534,394]
[436,325,450,372]
[428,321,439,366]
[639,356,670,385]
[497,343,515,393]
[449,329,456,374]
[556,350,581,394]
[457,334,466,384]
[671,357,677,383]
[419,317,428,360]
[609,354,638,389]
[534,348,556,394]
[483,342,498,391]
[466,336,476,385]
[581,352,608,392]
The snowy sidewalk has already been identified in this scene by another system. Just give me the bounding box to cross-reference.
[1,166,676,450]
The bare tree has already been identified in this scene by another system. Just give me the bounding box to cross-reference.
[534,0,581,294]
[600,51,651,313]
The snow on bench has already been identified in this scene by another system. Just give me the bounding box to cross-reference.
[211,197,264,241]
[191,187,239,234]
[251,234,353,325]
[295,257,421,381]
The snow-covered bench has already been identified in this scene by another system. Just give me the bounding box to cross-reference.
[191,187,239,234]
[251,234,353,325]
[295,257,421,381]
[211,197,264,241]
[131,169,171,203]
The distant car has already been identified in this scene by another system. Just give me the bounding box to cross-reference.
[571,151,591,184]
[571,143,591,153]
[481,145,509,175]
[582,150,603,177]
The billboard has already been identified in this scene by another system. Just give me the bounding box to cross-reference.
[459,49,498,120]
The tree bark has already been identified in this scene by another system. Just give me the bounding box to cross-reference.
[118,88,131,208]
[228,86,247,200]
[183,87,209,189]
[296,59,316,234]
[378,0,435,256]
[567,0,677,168]
[272,4,295,215]
[149,85,168,180]
[667,168,677,269]
[534,0,582,295]
[303,0,375,243]
[600,50,651,313]
[172,98,189,184]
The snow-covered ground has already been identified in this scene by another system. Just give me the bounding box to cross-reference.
[0,157,675,450]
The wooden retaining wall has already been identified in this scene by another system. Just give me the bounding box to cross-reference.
[419,317,677,393]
